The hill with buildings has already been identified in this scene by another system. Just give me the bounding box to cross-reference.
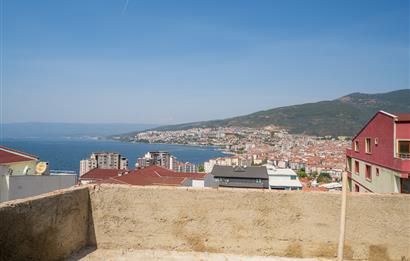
[132,89,410,137]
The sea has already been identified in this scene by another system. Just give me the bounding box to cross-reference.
[1,138,228,174]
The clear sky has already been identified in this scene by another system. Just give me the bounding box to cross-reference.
[1,0,409,124]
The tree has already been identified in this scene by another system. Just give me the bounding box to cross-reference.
[317,172,332,183]
[198,164,205,172]
[297,169,308,178]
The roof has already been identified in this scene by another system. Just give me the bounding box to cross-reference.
[0,146,39,164]
[84,166,206,186]
[269,179,302,188]
[352,111,396,140]
[211,165,268,179]
[267,168,297,176]
[80,168,126,180]
[395,114,410,122]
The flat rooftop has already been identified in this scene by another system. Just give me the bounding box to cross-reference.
[0,185,409,261]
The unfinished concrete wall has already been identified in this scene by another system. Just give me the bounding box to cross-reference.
[0,186,90,261]
[89,185,410,261]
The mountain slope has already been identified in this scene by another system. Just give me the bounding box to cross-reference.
[134,89,410,136]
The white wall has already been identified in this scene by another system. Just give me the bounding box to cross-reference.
[0,174,77,202]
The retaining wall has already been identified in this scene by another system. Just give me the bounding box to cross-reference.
[0,185,409,261]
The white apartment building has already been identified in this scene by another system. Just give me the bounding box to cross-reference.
[80,152,128,176]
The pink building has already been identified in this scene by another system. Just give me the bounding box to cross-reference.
[346,111,410,193]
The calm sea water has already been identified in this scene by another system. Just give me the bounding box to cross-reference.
[1,138,227,173]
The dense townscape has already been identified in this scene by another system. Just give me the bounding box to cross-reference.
[118,126,350,177]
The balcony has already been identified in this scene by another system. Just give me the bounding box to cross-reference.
[397,153,410,159]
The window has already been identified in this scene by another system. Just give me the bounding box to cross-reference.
[365,165,372,181]
[354,140,359,152]
[256,179,262,184]
[290,176,296,180]
[398,140,410,159]
[365,138,372,154]
[376,168,380,176]
[354,184,360,192]
[355,161,359,175]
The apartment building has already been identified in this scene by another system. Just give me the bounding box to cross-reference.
[80,152,128,176]
[136,151,176,170]
[346,111,410,193]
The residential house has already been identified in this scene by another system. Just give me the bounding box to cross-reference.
[210,165,269,189]
[346,111,410,193]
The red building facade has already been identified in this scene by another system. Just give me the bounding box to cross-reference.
[346,111,410,193]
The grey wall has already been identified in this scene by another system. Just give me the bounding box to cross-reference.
[0,174,77,202]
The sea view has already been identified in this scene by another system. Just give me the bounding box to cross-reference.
[1,138,227,174]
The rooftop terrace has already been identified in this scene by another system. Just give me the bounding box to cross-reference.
[0,185,409,261]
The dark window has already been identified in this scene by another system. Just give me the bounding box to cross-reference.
[365,165,372,181]
[365,138,372,154]
[355,161,359,174]
[355,184,360,192]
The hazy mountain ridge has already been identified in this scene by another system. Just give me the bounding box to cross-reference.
[132,89,410,137]
[1,122,159,139]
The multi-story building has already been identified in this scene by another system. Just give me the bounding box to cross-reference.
[136,151,176,170]
[80,152,128,176]
[174,162,197,173]
[346,111,410,193]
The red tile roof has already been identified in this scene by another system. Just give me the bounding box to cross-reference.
[80,168,127,181]
[0,146,39,164]
[84,166,206,186]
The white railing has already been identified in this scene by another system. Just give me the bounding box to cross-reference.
[397,153,410,159]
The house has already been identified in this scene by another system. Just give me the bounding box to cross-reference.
[346,111,410,193]
[210,165,269,189]
[0,146,76,202]
[0,146,39,175]
[266,165,302,190]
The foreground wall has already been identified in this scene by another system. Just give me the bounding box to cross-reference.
[0,187,90,261]
[89,185,410,261]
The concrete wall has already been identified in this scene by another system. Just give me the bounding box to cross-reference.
[89,185,410,261]
[0,185,409,261]
[0,174,77,202]
[0,186,91,261]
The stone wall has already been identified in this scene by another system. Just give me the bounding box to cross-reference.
[89,185,410,261]
[0,186,90,261]
[0,185,409,261]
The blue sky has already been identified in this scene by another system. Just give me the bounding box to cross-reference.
[2,0,409,124]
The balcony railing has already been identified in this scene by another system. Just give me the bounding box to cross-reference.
[397,153,410,159]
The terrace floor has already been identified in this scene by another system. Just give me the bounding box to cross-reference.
[67,248,333,261]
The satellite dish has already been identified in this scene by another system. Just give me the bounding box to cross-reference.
[23,166,30,175]
[35,162,50,175]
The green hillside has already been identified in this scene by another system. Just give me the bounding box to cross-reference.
[134,89,410,137]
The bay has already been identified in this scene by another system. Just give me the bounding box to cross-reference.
[1,138,227,174]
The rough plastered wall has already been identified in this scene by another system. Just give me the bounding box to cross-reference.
[0,186,90,261]
[89,185,410,261]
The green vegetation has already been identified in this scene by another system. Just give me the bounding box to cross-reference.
[297,169,308,178]
[133,89,410,137]
[198,164,205,172]
[317,172,332,183]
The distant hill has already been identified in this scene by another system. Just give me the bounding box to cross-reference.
[1,122,159,139]
[131,89,410,137]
